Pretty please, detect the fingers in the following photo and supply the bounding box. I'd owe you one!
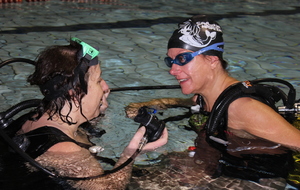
[133,126,147,142]
[142,128,168,152]
[127,126,168,153]
[126,126,146,150]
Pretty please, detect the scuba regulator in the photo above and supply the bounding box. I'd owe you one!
[134,106,165,143]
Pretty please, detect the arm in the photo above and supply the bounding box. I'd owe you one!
[228,97,300,151]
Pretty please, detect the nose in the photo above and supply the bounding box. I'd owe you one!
[169,64,181,76]
[101,80,110,94]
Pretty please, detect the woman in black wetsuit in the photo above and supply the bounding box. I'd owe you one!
[1,38,168,190]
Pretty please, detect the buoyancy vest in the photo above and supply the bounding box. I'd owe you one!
[13,126,91,159]
[6,112,92,159]
[194,79,296,182]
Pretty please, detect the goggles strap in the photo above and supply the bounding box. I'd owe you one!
[71,37,100,95]
[191,42,224,57]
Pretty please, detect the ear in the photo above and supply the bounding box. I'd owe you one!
[206,55,219,69]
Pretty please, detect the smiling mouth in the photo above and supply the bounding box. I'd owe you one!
[178,79,187,83]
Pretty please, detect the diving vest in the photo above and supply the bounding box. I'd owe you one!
[13,126,91,159]
[194,79,296,182]
[5,112,92,159]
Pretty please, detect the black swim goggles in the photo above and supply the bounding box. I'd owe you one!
[164,42,224,67]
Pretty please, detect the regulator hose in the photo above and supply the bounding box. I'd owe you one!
[0,99,41,129]
[252,78,296,109]
[0,58,35,68]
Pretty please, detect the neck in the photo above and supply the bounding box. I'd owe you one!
[23,113,80,139]
[200,75,239,112]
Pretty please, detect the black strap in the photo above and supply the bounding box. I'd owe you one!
[15,126,91,159]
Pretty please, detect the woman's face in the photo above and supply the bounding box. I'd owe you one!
[81,64,110,120]
[167,48,210,95]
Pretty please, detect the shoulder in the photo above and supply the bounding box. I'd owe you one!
[229,96,274,115]
[48,141,83,152]
[227,97,277,130]
[36,146,103,177]
[38,145,101,170]
[229,97,263,111]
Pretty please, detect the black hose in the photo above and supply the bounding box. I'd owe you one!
[61,147,141,180]
[207,83,243,135]
[0,58,35,68]
[0,99,41,128]
[252,78,296,109]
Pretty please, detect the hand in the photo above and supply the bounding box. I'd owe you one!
[123,126,168,157]
[141,127,168,152]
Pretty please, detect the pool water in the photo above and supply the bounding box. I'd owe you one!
[0,0,300,189]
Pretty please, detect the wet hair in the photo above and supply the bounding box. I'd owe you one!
[168,15,228,70]
[220,58,228,70]
[28,40,92,125]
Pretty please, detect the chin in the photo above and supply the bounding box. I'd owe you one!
[181,88,193,95]
[98,103,107,113]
